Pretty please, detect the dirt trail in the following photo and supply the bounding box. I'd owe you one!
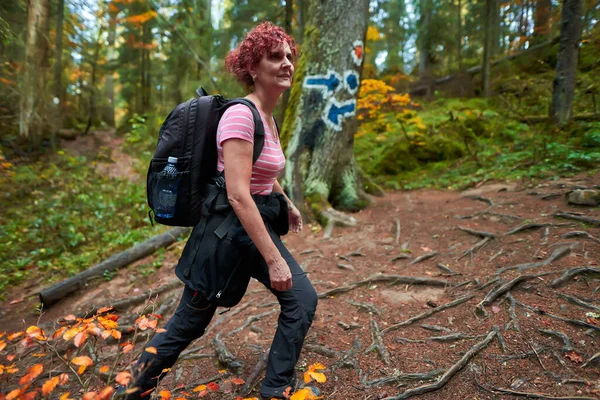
[1,137,599,398]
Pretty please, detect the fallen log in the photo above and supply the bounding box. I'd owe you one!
[520,113,600,123]
[39,227,190,306]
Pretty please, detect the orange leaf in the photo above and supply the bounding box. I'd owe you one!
[565,351,584,363]
[145,347,157,354]
[192,385,207,392]
[63,326,83,342]
[26,325,46,340]
[53,326,68,339]
[7,332,23,341]
[111,330,122,340]
[206,382,219,391]
[71,356,94,367]
[96,387,115,400]
[137,317,150,331]
[58,373,69,385]
[159,390,171,399]
[7,354,15,361]
[231,377,245,385]
[115,371,131,386]
[99,366,110,374]
[122,344,134,354]
[77,365,87,375]
[0,340,5,351]
[6,389,21,400]
[156,328,167,333]
[63,314,77,321]
[97,306,114,314]
[82,391,98,400]
[21,392,37,400]
[20,363,43,384]
[148,320,158,330]
[59,392,73,400]
[42,376,60,396]
[74,332,88,348]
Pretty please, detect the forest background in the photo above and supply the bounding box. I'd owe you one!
[0,0,599,398]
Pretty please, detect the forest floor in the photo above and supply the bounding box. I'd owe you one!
[1,131,600,399]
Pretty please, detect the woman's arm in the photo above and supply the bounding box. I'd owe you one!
[222,138,292,291]
[272,180,302,233]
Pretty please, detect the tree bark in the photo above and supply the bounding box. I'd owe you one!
[282,0,373,222]
[278,0,294,125]
[482,0,495,97]
[84,26,104,136]
[456,0,462,70]
[550,0,584,125]
[102,5,117,127]
[19,0,49,146]
[533,0,552,43]
[418,0,432,79]
[53,0,65,124]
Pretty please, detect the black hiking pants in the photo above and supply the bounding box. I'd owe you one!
[125,235,318,399]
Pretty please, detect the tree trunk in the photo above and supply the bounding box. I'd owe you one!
[278,0,294,125]
[84,26,104,136]
[482,0,495,97]
[53,0,65,125]
[550,0,584,125]
[418,0,432,78]
[19,0,49,146]
[490,0,501,56]
[533,0,552,43]
[102,5,117,127]
[282,0,376,223]
[297,0,307,44]
[456,0,462,70]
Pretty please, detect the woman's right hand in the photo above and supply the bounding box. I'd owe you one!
[267,256,292,291]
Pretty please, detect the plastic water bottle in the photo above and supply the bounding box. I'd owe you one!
[155,156,179,218]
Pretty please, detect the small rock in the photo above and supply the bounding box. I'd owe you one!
[567,189,600,206]
[426,300,438,308]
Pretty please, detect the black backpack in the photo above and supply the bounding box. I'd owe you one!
[147,87,266,227]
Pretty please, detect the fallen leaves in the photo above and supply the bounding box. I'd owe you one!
[145,346,158,354]
[71,356,94,374]
[565,351,584,363]
[303,363,327,384]
[115,371,132,386]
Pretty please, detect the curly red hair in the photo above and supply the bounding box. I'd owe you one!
[225,22,298,88]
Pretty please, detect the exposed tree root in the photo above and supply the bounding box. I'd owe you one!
[504,292,521,332]
[212,333,244,374]
[365,319,391,365]
[392,254,411,262]
[436,263,459,275]
[497,245,575,275]
[504,222,572,236]
[304,344,340,358]
[485,211,523,221]
[333,337,361,370]
[459,237,492,261]
[338,321,362,330]
[365,369,443,388]
[463,195,494,206]
[227,309,277,337]
[428,333,484,342]
[558,293,600,312]
[477,272,555,313]
[550,267,600,288]
[582,352,600,368]
[240,348,270,397]
[561,231,600,244]
[474,375,596,399]
[553,212,600,227]
[348,300,381,315]
[382,295,475,335]
[420,324,451,333]
[317,274,449,299]
[409,252,439,266]
[538,329,574,352]
[457,226,497,239]
[383,329,496,400]
[514,300,600,333]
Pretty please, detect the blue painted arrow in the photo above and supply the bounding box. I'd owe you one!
[327,101,356,127]
[305,72,341,93]
[346,73,358,91]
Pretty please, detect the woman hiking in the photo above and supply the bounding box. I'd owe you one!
[118,22,318,400]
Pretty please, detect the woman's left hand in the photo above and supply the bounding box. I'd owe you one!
[288,204,303,233]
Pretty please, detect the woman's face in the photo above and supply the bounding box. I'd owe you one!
[252,41,294,92]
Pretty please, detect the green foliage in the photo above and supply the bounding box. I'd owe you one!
[0,150,164,298]
[356,96,600,191]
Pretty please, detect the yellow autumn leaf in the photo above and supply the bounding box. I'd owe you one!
[192,384,207,392]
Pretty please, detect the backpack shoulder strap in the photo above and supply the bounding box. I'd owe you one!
[221,98,265,165]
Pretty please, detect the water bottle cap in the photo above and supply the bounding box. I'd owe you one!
[168,156,178,164]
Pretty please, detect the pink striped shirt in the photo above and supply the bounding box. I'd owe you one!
[216,104,286,195]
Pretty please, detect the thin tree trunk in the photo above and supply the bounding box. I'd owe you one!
[550,0,584,125]
[533,0,552,43]
[19,0,49,147]
[282,0,380,222]
[456,0,462,70]
[419,0,432,78]
[84,26,104,136]
[278,0,294,125]
[482,0,495,97]
[53,0,64,124]
[103,5,117,127]
[297,0,307,44]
